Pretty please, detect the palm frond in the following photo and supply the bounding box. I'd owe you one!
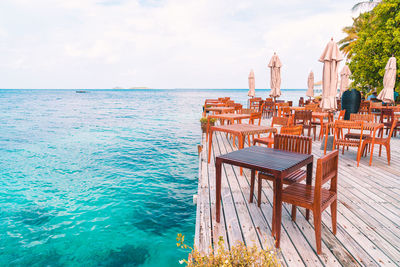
[352,1,381,13]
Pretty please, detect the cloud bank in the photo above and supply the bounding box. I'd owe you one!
[0,0,357,89]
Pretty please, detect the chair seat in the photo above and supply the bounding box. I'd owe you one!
[259,169,306,184]
[254,136,274,146]
[344,133,369,139]
[335,139,361,147]
[282,183,336,210]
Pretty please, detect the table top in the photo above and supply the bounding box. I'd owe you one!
[211,124,276,135]
[326,121,383,131]
[205,107,235,112]
[290,106,305,111]
[312,112,330,117]
[216,146,313,174]
[208,113,251,120]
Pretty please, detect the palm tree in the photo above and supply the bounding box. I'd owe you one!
[338,16,366,57]
[352,1,381,13]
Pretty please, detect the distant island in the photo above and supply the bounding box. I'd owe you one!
[112,86,151,89]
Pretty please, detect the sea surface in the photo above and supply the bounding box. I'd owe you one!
[0,89,306,266]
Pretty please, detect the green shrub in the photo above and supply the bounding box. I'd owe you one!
[200,117,217,124]
[176,234,280,267]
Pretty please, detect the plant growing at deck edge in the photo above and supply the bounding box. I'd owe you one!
[176,233,280,266]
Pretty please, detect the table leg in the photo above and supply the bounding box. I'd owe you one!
[324,125,328,155]
[239,134,244,175]
[208,130,213,163]
[215,158,222,223]
[274,173,283,248]
[305,161,313,221]
[249,169,255,203]
[206,117,210,142]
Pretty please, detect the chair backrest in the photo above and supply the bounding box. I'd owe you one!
[359,101,371,114]
[314,150,339,204]
[271,116,289,127]
[279,106,291,117]
[280,125,303,136]
[305,103,318,112]
[299,97,304,107]
[387,119,398,140]
[338,110,346,120]
[350,113,375,122]
[294,110,312,124]
[249,102,265,125]
[337,99,341,110]
[234,103,242,113]
[334,120,364,142]
[273,134,312,154]
[380,108,395,124]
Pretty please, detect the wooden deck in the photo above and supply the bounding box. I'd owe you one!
[194,119,400,266]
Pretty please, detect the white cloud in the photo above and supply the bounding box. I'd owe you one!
[0,0,359,89]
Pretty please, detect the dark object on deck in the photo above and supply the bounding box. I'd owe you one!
[341,89,361,120]
[320,135,334,151]
[76,90,88,93]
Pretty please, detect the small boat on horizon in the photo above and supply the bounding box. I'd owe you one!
[76,90,88,93]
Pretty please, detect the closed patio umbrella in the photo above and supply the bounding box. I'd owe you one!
[306,71,314,99]
[248,69,255,97]
[319,38,343,110]
[268,53,282,100]
[339,65,351,98]
[377,56,397,103]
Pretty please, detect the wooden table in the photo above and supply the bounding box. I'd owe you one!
[204,106,235,114]
[208,124,276,163]
[323,122,384,155]
[215,146,313,248]
[206,113,252,142]
[290,106,305,111]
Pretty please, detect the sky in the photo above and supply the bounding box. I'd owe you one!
[0,0,360,89]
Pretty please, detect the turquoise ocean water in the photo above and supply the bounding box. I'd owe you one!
[0,89,306,266]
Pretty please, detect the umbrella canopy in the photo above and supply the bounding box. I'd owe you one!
[339,65,351,98]
[319,38,343,110]
[377,56,397,103]
[306,71,314,98]
[248,69,255,97]
[268,53,282,98]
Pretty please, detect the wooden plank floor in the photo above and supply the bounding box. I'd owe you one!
[194,118,400,266]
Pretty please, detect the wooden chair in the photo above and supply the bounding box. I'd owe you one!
[255,134,312,208]
[281,150,339,254]
[359,101,371,114]
[249,102,264,126]
[294,110,317,140]
[380,108,400,136]
[299,97,304,107]
[361,119,397,166]
[338,109,346,120]
[344,114,375,141]
[262,101,274,118]
[234,103,242,114]
[249,97,262,110]
[280,125,303,135]
[333,120,364,166]
[279,106,291,118]
[253,116,289,147]
[305,103,318,112]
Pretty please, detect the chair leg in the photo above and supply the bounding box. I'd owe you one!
[313,211,322,254]
[369,143,374,166]
[249,171,255,203]
[291,205,297,221]
[331,200,337,235]
[385,143,391,165]
[257,177,262,207]
[306,209,310,221]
